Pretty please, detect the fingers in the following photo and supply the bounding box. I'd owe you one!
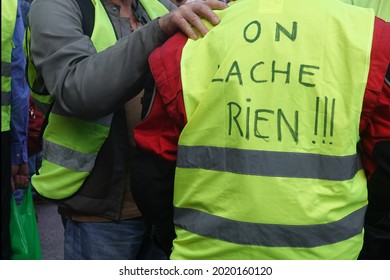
[187,0,227,25]
[159,0,228,40]
[13,174,29,188]
[181,2,218,38]
[167,11,200,40]
[20,163,29,177]
[11,163,30,189]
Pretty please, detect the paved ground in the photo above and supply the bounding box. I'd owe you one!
[35,201,64,260]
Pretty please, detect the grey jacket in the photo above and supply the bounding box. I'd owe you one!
[28,0,175,219]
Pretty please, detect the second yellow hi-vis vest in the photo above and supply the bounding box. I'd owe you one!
[31,0,168,200]
[172,0,374,260]
[1,0,18,132]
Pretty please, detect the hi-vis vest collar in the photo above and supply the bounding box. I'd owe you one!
[31,0,169,201]
[1,0,18,132]
[133,0,172,24]
[172,0,374,259]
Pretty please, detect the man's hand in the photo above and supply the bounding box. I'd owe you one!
[158,0,228,40]
[11,163,29,191]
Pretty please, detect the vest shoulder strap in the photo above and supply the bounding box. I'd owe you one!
[75,0,95,37]
[26,0,95,157]
[77,0,173,35]
[132,0,173,25]
[25,0,94,98]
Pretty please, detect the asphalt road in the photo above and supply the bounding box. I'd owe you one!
[35,201,64,260]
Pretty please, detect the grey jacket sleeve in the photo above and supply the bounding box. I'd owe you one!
[28,0,169,119]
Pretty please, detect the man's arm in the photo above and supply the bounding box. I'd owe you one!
[360,18,390,182]
[359,18,390,259]
[28,0,226,120]
[11,2,29,189]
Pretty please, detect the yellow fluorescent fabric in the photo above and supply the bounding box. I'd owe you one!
[32,0,116,200]
[1,0,18,132]
[139,0,169,21]
[32,0,171,200]
[172,0,374,259]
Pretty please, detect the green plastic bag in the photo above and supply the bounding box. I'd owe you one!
[10,185,42,260]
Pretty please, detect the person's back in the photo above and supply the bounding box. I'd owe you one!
[134,0,390,259]
[173,0,371,260]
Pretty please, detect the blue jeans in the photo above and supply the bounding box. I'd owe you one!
[64,217,167,260]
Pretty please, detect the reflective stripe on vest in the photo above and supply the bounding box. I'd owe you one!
[177,146,363,181]
[1,0,18,132]
[172,0,374,259]
[174,206,366,248]
[32,0,168,200]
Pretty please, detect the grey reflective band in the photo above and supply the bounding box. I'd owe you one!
[1,92,11,106]
[174,206,366,248]
[177,145,362,181]
[43,140,96,172]
[1,61,12,77]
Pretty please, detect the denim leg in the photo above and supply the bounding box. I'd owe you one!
[136,225,168,260]
[64,217,166,260]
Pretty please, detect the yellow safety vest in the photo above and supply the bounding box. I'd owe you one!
[1,0,18,132]
[32,0,168,200]
[172,0,374,259]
